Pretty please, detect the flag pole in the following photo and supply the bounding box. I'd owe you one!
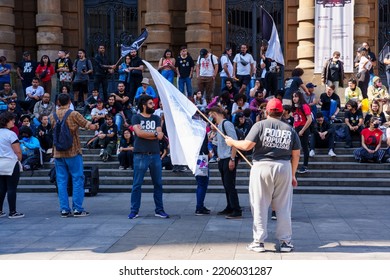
[196,109,253,167]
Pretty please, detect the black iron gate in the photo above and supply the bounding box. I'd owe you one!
[378,0,389,85]
[226,0,284,64]
[84,0,138,65]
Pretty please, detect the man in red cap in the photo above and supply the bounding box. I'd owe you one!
[225,97,301,253]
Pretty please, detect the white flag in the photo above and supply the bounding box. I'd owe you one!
[262,7,285,66]
[143,60,207,173]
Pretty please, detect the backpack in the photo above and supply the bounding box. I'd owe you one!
[74,58,93,79]
[222,119,245,141]
[217,56,223,73]
[53,110,73,151]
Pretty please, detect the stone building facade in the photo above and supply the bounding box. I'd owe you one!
[0,0,386,93]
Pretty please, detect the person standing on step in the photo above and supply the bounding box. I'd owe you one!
[225,97,301,253]
[50,93,99,218]
[93,45,116,102]
[208,106,241,219]
[292,91,312,174]
[128,95,169,219]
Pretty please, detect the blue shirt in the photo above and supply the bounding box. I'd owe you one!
[135,86,157,101]
[0,63,11,83]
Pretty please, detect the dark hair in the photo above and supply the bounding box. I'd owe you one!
[117,81,125,86]
[255,89,265,98]
[137,94,153,113]
[283,105,292,113]
[225,77,234,84]
[348,78,357,85]
[78,48,86,55]
[223,47,232,55]
[61,85,70,93]
[105,113,113,120]
[58,93,71,106]
[346,100,358,110]
[234,93,247,103]
[208,106,227,118]
[0,111,15,128]
[243,108,251,118]
[163,49,173,58]
[291,90,308,112]
[180,46,187,51]
[108,94,116,100]
[291,68,304,77]
[32,77,40,82]
[38,113,49,122]
[39,55,51,67]
[327,84,336,91]
[20,114,31,123]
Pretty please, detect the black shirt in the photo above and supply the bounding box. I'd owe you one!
[131,114,161,154]
[175,55,194,78]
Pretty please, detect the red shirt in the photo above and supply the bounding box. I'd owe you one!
[361,128,382,148]
[293,104,311,128]
[35,64,55,82]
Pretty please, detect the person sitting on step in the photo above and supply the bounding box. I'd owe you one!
[343,100,364,148]
[97,114,117,162]
[309,112,336,158]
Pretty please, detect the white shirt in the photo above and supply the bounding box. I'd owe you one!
[359,56,372,72]
[197,54,218,77]
[233,53,255,75]
[220,55,233,78]
[0,128,18,160]
[25,86,44,101]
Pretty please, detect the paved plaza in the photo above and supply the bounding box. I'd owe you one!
[1,192,390,260]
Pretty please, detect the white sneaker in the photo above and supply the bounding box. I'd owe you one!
[309,150,315,157]
[328,149,336,157]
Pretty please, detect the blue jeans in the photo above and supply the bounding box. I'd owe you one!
[161,69,174,84]
[114,113,123,133]
[178,77,193,97]
[55,154,85,212]
[220,76,227,91]
[195,174,209,211]
[321,100,338,122]
[131,153,164,214]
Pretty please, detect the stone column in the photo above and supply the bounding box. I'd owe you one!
[296,0,315,82]
[144,0,171,65]
[354,0,370,50]
[185,0,212,58]
[36,0,63,62]
[0,0,16,63]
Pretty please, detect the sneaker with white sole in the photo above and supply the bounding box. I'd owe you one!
[328,149,337,157]
[246,242,266,253]
[155,210,169,218]
[0,211,6,218]
[309,150,315,157]
[280,241,294,252]
[61,210,72,218]
[128,212,139,219]
[297,166,308,174]
[8,212,25,219]
[73,211,90,217]
[99,149,104,158]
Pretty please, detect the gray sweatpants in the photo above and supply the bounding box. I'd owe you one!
[249,160,293,243]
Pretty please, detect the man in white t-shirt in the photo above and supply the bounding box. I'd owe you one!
[219,47,234,90]
[233,44,255,95]
[20,77,44,113]
[196,48,218,103]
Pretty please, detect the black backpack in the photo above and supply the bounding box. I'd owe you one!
[221,120,245,140]
[53,110,73,151]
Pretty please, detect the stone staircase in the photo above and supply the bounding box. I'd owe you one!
[19,128,390,195]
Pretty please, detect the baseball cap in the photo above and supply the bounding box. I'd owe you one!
[357,47,367,52]
[23,51,30,56]
[266,97,283,113]
[8,99,16,104]
[372,76,381,84]
[306,82,317,89]
[200,48,208,58]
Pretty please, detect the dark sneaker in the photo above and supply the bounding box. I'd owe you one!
[73,211,90,217]
[246,242,265,253]
[217,208,233,215]
[8,212,25,219]
[297,166,308,174]
[271,211,277,220]
[128,212,139,219]
[195,207,211,216]
[61,210,72,218]
[344,143,352,148]
[155,211,170,218]
[0,211,7,218]
[280,241,294,252]
[225,211,242,219]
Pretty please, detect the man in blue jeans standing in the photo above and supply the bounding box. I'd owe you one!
[51,94,99,217]
[128,95,169,219]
